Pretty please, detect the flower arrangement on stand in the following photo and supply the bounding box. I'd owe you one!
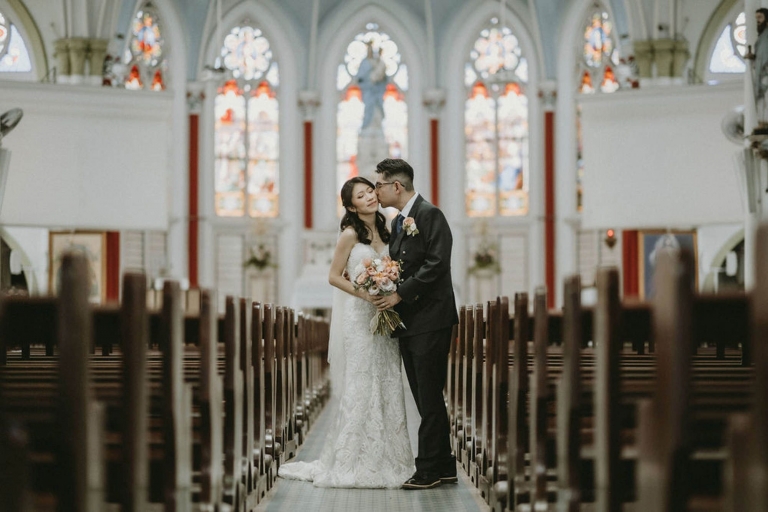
[244,244,276,272]
[468,242,501,275]
[468,220,501,276]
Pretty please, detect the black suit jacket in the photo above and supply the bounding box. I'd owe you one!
[389,195,459,338]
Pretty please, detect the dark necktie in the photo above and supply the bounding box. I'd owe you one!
[395,214,404,234]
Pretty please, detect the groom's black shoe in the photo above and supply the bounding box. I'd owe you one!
[402,472,441,490]
[439,468,458,484]
[439,455,458,484]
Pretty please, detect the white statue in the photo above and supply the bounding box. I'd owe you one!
[356,43,387,130]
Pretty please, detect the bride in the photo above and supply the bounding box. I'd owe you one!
[278,176,415,488]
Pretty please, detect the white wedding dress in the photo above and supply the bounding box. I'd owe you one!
[278,243,415,488]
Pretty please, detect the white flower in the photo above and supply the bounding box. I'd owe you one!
[380,279,396,292]
[368,285,380,295]
[403,217,419,237]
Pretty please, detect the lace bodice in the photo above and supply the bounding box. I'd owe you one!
[347,242,389,277]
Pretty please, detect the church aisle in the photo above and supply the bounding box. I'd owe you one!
[257,388,489,512]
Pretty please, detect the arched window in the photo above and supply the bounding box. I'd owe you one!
[708,11,747,74]
[214,25,280,218]
[0,9,32,73]
[123,1,167,91]
[336,23,408,198]
[577,5,620,211]
[578,8,620,94]
[465,18,529,217]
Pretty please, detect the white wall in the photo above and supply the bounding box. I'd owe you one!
[0,81,172,230]
[580,81,744,229]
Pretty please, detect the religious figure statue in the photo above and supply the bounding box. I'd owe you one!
[0,109,22,217]
[356,43,387,130]
[748,8,768,127]
[0,109,23,146]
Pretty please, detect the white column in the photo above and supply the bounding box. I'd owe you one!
[551,78,577,307]
[307,0,321,89]
[746,0,759,289]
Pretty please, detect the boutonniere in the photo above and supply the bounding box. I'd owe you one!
[403,217,419,237]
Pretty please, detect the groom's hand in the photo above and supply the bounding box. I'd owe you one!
[374,293,402,311]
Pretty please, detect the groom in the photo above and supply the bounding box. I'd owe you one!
[373,158,459,489]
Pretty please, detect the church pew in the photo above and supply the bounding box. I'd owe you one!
[466,303,486,486]
[454,266,746,510]
[472,299,496,493]
[702,226,768,512]
[635,249,695,511]
[449,307,465,459]
[482,296,514,506]
[449,289,752,485]
[57,253,106,511]
[0,286,328,510]
[223,296,244,510]
[532,268,745,509]
[0,274,200,510]
[501,293,529,511]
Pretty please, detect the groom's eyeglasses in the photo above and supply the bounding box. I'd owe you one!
[375,182,397,190]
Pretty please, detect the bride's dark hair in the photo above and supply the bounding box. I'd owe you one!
[340,177,390,245]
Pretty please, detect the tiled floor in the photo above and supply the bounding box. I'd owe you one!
[256,375,489,512]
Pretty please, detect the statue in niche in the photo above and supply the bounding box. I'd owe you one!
[748,8,768,129]
[356,42,388,131]
[354,41,390,177]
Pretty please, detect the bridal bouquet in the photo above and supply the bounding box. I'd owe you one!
[352,255,406,336]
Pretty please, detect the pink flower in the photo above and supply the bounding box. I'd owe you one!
[362,257,372,267]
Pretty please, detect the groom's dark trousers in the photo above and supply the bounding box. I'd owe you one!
[389,195,458,475]
[399,327,453,473]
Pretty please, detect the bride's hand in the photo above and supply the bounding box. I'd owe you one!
[355,288,375,303]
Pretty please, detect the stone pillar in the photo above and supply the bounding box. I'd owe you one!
[67,37,89,85]
[653,38,676,79]
[672,39,690,79]
[423,88,446,117]
[88,39,109,86]
[53,39,71,84]
[632,40,654,79]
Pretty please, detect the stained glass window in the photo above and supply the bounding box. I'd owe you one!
[578,9,620,94]
[465,19,529,217]
[0,11,32,73]
[214,25,280,218]
[0,13,7,54]
[577,6,620,212]
[336,24,408,200]
[709,12,747,74]
[123,2,166,91]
